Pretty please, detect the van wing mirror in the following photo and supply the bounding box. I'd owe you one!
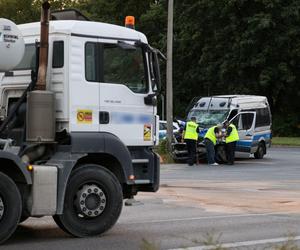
[246,131,253,136]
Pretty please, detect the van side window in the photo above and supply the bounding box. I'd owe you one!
[241,113,254,130]
[52,41,64,68]
[255,108,270,127]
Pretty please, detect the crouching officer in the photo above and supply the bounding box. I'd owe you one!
[183,117,199,166]
[223,120,239,165]
[204,125,222,166]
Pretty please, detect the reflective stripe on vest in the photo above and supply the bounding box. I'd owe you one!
[226,124,239,143]
[204,126,217,145]
[184,121,198,140]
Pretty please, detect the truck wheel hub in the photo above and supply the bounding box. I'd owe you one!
[77,184,106,218]
[0,196,4,220]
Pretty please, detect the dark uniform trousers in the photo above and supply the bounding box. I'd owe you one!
[226,141,236,164]
[185,139,197,165]
[204,138,216,164]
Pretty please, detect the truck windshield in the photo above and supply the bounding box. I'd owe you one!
[187,109,229,128]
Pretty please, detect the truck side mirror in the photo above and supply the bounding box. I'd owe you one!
[153,51,161,93]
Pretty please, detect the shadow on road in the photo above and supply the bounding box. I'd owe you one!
[6,222,71,245]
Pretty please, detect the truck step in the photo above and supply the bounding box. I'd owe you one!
[134,180,150,184]
[132,159,149,164]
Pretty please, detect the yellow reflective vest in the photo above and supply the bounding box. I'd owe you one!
[226,124,239,143]
[184,121,198,140]
[204,126,217,145]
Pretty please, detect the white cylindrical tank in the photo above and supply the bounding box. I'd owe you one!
[0,18,25,71]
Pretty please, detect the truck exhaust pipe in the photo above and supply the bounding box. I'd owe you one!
[36,1,50,91]
[26,1,55,143]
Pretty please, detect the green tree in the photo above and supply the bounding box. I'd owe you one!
[0,0,78,23]
[172,0,300,135]
[0,0,39,23]
[77,0,153,27]
[1,0,299,135]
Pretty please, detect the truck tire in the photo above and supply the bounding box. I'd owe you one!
[19,216,29,223]
[254,142,265,159]
[0,172,22,244]
[53,164,123,237]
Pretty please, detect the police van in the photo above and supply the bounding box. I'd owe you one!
[174,95,272,161]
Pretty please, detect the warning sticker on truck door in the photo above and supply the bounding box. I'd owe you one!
[144,124,151,141]
[77,110,93,124]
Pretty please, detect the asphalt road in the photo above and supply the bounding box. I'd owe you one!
[1,147,300,250]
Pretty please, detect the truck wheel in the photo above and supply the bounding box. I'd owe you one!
[0,172,22,244]
[254,143,265,159]
[19,215,29,223]
[53,164,123,237]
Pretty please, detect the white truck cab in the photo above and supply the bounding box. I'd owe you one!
[0,7,161,244]
[1,20,159,146]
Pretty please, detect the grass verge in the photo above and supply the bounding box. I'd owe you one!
[272,137,300,146]
[153,139,174,164]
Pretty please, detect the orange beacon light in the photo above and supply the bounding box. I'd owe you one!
[125,16,135,29]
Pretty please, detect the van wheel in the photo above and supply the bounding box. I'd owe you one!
[0,172,22,244]
[254,143,265,159]
[53,164,123,237]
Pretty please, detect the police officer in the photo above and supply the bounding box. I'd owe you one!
[223,120,239,165]
[204,125,222,166]
[183,116,199,166]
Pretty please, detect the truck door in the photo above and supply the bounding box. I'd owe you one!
[98,40,155,146]
[69,37,100,132]
[230,112,256,154]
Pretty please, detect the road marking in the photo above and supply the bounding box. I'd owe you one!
[121,212,293,225]
[169,236,300,250]
[234,161,274,165]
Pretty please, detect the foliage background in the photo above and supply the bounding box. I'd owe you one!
[0,0,299,136]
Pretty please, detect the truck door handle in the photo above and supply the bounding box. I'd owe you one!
[99,111,110,124]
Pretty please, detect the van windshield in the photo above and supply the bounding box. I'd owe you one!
[187,109,229,128]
